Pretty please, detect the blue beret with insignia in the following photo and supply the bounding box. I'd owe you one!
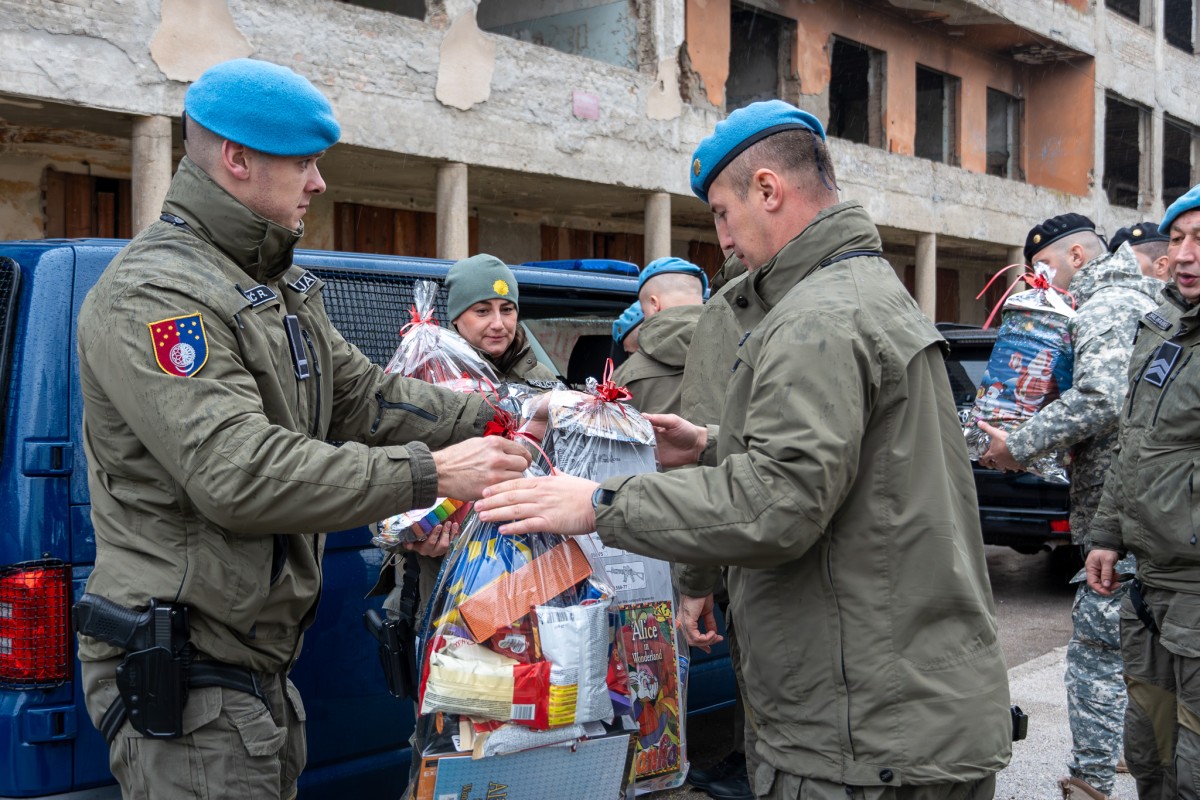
[690,100,826,204]
[1109,221,1169,253]
[185,58,341,157]
[1162,183,1200,233]
[612,301,644,344]
[638,257,710,299]
[1024,213,1096,265]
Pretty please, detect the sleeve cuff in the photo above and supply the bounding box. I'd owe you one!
[672,562,722,596]
[701,425,720,467]
[406,441,439,509]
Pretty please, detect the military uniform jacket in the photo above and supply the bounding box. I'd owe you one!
[611,303,702,415]
[1091,286,1200,594]
[596,202,1012,786]
[77,158,489,672]
[1006,244,1163,541]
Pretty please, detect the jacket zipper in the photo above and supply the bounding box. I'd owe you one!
[1151,353,1191,426]
[1126,355,1154,421]
[302,329,323,439]
[826,545,856,758]
[371,390,438,434]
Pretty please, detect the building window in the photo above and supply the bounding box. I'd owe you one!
[1106,0,1144,24]
[986,89,1022,180]
[334,203,478,256]
[1103,95,1146,208]
[43,170,131,238]
[477,0,638,70]
[915,65,959,165]
[828,37,885,148]
[335,0,424,19]
[540,225,644,265]
[1165,0,1195,52]
[1163,117,1197,207]
[727,3,795,111]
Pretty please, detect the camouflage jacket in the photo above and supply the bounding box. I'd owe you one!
[1006,243,1163,539]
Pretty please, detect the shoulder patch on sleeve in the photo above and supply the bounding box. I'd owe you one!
[287,270,319,295]
[148,314,209,377]
[1145,310,1172,331]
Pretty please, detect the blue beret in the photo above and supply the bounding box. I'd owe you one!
[612,301,644,344]
[638,257,710,299]
[690,100,826,203]
[1162,183,1200,233]
[185,58,341,157]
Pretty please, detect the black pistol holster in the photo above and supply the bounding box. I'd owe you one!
[364,551,420,700]
[73,593,271,744]
[1128,578,1160,635]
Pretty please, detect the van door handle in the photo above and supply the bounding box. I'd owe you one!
[22,440,73,476]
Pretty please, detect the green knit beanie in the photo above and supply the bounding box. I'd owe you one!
[446,254,520,322]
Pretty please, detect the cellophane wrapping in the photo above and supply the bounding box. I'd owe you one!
[964,264,1075,484]
[545,380,690,794]
[374,280,499,548]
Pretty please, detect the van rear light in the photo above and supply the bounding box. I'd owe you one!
[0,560,71,688]
[1050,519,1071,534]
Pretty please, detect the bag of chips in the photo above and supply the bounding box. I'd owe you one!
[964,263,1076,484]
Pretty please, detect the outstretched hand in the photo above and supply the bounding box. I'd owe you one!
[475,474,599,536]
[433,437,532,500]
[643,413,707,468]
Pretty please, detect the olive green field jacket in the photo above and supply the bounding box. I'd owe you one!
[612,303,702,415]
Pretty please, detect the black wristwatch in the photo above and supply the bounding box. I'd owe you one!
[591,486,616,510]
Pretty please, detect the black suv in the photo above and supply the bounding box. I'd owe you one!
[938,323,1072,556]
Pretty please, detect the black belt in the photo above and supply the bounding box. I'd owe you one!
[99,660,272,744]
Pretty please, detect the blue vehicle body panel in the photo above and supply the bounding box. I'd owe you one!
[0,239,732,799]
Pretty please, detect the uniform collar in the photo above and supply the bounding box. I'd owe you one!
[161,157,302,285]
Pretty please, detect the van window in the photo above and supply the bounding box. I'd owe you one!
[0,258,19,457]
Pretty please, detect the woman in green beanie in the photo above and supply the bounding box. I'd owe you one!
[445,253,559,386]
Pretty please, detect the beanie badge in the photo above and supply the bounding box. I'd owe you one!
[493,279,510,297]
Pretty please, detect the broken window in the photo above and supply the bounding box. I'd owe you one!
[986,88,1022,180]
[828,37,885,148]
[1106,0,1143,24]
[1103,95,1145,208]
[335,0,424,19]
[915,65,959,165]
[1163,117,1196,206]
[727,3,795,111]
[477,0,638,70]
[1165,0,1195,51]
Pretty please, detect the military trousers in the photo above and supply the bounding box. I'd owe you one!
[82,657,307,800]
[1119,585,1200,800]
[721,579,761,779]
[1064,579,1128,794]
[758,769,995,800]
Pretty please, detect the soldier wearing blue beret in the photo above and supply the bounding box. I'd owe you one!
[476,99,1012,799]
[75,58,530,800]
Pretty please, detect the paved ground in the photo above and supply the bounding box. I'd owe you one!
[662,546,1135,800]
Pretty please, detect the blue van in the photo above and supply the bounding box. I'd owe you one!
[0,240,734,799]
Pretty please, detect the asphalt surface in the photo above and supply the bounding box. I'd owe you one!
[662,546,1134,800]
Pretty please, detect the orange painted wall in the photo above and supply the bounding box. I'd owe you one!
[684,0,1092,196]
[1022,60,1094,196]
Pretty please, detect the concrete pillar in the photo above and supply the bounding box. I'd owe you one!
[436,162,469,260]
[915,232,937,320]
[1007,246,1026,288]
[644,192,671,263]
[1148,110,1164,217]
[131,115,173,235]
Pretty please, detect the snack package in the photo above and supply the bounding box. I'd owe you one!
[544,374,689,794]
[964,263,1076,484]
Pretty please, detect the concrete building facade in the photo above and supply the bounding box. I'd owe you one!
[1,0,1197,324]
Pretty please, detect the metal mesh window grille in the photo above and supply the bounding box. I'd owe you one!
[309,268,449,368]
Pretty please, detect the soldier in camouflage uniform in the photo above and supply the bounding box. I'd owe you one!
[980,214,1164,800]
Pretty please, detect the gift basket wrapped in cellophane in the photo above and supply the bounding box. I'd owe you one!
[964,262,1076,484]
[373,280,500,551]
[543,364,691,794]
[408,389,640,799]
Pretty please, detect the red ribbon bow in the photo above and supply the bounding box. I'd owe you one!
[400,304,438,335]
[976,263,1076,329]
[594,358,632,403]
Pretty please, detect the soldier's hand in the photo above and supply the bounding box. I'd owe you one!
[476,474,598,536]
[644,413,707,468]
[1086,548,1121,596]
[404,521,460,558]
[679,593,723,653]
[976,420,1023,472]
[433,437,532,500]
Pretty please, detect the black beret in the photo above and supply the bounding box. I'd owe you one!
[1024,213,1097,265]
[1108,221,1169,253]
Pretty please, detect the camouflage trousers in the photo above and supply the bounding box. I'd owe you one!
[1119,585,1200,800]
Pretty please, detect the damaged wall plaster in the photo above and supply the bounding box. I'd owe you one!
[151,0,252,82]
[647,55,683,120]
[436,8,496,110]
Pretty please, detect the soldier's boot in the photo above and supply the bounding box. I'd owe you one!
[1059,775,1118,800]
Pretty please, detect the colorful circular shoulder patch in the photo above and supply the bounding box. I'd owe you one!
[493,279,510,297]
[148,313,209,377]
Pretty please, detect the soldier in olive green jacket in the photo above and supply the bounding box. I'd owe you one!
[478,101,1011,799]
[76,59,530,800]
[612,304,702,415]
[1087,186,1200,800]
